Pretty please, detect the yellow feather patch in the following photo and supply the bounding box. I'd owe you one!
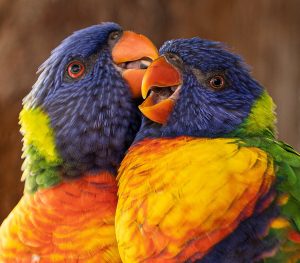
[270,217,291,229]
[244,91,277,134]
[19,107,59,163]
[116,137,275,263]
[277,193,290,206]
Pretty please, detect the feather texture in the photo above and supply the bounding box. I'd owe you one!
[116,137,275,262]
[239,137,300,262]
[0,22,157,261]
[0,172,121,262]
[116,36,300,263]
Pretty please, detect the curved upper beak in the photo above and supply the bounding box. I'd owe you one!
[141,56,181,99]
[139,56,182,124]
[112,31,158,98]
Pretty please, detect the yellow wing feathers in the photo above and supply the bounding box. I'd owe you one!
[116,137,275,263]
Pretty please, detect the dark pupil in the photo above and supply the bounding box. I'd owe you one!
[213,77,222,86]
[71,64,81,73]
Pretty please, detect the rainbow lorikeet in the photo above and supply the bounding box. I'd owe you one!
[116,38,300,262]
[0,22,158,262]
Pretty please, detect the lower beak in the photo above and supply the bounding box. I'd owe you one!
[139,56,181,124]
[112,31,158,98]
[139,96,175,125]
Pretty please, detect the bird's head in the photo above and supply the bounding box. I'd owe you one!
[139,37,276,139]
[21,22,158,181]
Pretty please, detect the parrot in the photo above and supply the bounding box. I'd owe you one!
[0,22,158,262]
[115,37,300,263]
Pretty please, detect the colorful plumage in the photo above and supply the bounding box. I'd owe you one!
[0,22,158,262]
[116,37,300,262]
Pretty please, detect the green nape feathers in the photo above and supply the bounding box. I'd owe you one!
[19,107,62,193]
[229,90,277,137]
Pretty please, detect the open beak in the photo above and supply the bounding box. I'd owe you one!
[112,31,158,98]
[139,56,182,124]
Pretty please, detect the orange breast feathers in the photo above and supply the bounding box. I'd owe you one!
[116,137,275,263]
[0,172,121,263]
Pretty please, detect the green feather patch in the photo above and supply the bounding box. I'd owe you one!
[19,107,62,193]
[238,135,300,262]
[229,91,277,137]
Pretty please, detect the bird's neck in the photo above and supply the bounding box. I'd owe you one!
[20,107,63,193]
[134,91,276,143]
[19,105,139,193]
[227,91,277,139]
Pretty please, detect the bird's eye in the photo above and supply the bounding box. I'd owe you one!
[67,61,85,79]
[209,75,225,90]
[109,31,121,41]
[166,53,182,65]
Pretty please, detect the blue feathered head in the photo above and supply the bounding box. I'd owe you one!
[138,37,275,140]
[23,22,158,177]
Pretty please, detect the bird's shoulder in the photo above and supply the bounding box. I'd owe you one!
[118,136,274,183]
[116,136,276,262]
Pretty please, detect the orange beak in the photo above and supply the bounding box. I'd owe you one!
[112,31,158,98]
[139,56,182,124]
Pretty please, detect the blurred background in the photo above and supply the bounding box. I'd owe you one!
[0,0,299,221]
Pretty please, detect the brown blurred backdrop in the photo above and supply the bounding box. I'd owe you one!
[0,0,299,222]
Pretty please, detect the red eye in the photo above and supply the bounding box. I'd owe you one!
[67,61,85,79]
